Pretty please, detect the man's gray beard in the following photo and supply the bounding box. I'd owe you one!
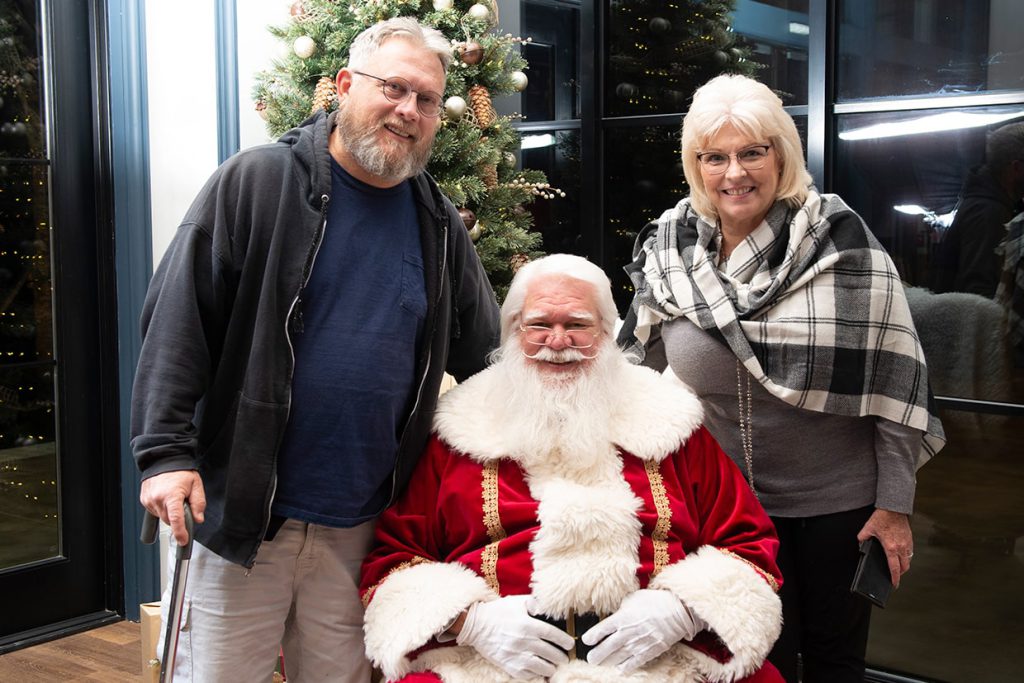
[335,106,432,183]
[491,339,625,466]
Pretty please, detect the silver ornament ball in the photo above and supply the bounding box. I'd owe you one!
[444,96,468,120]
[511,70,528,92]
[293,35,316,59]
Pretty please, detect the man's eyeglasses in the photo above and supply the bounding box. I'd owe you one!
[519,323,600,359]
[351,71,443,118]
[696,144,772,174]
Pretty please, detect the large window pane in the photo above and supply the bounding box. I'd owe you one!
[837,0,1024,101]
[868,411,1024,681]
[519,129,582,254]
[0,0,44,160]
[835,106,1024,404]
[604,124,687,311]
[520,0,580,123]
[605,0,809,118]
[0,0,56,572]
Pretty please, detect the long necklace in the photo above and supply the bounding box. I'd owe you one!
[716,226,729,269]
[736,359,757,498]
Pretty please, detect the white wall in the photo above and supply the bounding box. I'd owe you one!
[144,0,291,588]
[145,0,291,264]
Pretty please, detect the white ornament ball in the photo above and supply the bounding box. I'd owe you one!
[511,70,528,92]
[432,0,453,11]
[444,95,468,120]
[468,3,491,21]
[293,35,316,59]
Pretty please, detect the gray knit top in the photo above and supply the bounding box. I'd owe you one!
[659,318,920,518]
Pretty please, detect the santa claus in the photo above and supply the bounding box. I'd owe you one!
[360,254,783,682]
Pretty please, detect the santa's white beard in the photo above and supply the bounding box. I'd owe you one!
[489,339,629,481]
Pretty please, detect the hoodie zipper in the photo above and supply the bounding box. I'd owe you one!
[248,192,330,568]
[381,206,449,511]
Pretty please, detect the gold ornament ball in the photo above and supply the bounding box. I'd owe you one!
[511,70,528,92]
[468,221,483,242]
[289,1,305,18]
[444,95,468,120]
[293,36,316,59]
[468,3,491,21]
[432,0,453,10]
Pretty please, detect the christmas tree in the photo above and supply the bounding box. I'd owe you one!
[606,0,759,117]
[253,0,561,298]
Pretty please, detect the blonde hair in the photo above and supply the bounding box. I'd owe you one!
[680,74,813,221]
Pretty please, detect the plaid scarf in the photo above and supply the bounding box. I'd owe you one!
[619,189,945,467]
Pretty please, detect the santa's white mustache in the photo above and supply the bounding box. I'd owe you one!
[522,346,590,363]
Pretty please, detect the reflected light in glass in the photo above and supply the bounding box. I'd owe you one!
[893,205,956,229]
[521,133,556,150]
[840,111,1024,140]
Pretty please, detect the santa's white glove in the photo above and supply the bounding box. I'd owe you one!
[455,595,575,679]
[582,589,706,673]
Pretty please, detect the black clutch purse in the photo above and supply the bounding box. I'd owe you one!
[850,536,894,608]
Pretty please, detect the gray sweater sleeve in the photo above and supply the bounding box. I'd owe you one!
[873,418,922,514]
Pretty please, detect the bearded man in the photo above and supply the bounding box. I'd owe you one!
[132,17,499,682]
[360,254,784,683]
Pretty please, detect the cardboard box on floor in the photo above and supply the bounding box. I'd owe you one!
[140,602,161,683]
[140,602,285,682]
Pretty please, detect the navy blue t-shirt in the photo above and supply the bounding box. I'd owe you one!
[272,159,426,527]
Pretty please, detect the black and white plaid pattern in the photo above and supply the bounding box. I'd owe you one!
[619,190,945,467]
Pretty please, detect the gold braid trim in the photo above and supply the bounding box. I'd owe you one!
[361,556,431,607]
[644,459,672,577]
[481,460,506,593]
[721,549,780,593]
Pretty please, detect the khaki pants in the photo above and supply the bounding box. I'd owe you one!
[158,519,375,682]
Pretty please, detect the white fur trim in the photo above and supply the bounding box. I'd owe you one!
[363,562,496,681]
[411,646,715,682]
[650,546,782,681]
[528,476,643,616]
[433,362,703,463]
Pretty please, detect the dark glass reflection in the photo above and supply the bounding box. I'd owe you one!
[519,129,581,255]
[521,0,579,122]
[835,106,1024,404]
[604,124,688,311]
[0,163,51,366]
[0,0,57,571]
[605,0,808,117]
[0,0,44,160]
[837,0,1024,101]
[867,411,1024,682]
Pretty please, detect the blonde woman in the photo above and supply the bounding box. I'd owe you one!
[618,74,945,682]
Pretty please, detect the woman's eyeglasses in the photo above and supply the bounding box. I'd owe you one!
[696,145,772,174]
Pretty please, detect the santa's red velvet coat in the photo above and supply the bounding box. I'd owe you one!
[361,360,783,683]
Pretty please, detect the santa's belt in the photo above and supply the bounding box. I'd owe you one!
[533,608,603,661]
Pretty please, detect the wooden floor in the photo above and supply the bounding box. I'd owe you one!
[0,620,142,682]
